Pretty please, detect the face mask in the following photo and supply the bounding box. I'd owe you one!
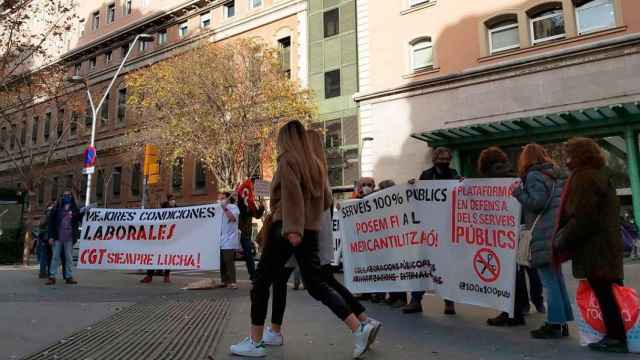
[62,195,72,205]
[362,186,373,196]
[218,199,228,206]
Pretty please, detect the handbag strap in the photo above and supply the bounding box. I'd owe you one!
[530,178,557,232]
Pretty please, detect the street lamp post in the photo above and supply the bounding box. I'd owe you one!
[66,33,154,207]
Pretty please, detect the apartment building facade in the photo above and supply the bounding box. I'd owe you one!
[355,0,640,224]
[307,0,359,192]
[0,0,308,211]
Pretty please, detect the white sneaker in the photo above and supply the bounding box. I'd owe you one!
[352,322,374,359]
[365,318,382,349]
[262,327,284,346]
[230,337,267,358]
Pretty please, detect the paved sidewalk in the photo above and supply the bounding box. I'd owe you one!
[1,262,639,360]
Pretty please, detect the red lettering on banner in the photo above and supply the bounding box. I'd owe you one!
[349,230,440,254]
[454,226,516,250]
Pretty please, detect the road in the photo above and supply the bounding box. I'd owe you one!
[0,262,638,359]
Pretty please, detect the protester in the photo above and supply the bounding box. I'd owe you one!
[477,147,529,326]
[555,137,626,353]
[237,178,265,282]
[404,147,459,315]
[513,144,572,339]
[46,190,81,285]
[140,194,176,284]
[36,202,55,279]
[231,120,380,359]
[218,191,241,289]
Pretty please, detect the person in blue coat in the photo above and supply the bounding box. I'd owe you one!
[513,144,573,339]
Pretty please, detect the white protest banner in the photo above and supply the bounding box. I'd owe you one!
[331,211,342,266]
[78,204,223,270]
[254,180,271,198]
[340,179,520,315]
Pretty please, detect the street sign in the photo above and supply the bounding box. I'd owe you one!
[82,166,95,175]
[83,145,97,169]
[254,179,271,197]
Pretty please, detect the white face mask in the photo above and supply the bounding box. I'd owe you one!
[218,199,228,206]
[362,186,373,195]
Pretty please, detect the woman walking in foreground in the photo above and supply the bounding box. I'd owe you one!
[230,120,379,359]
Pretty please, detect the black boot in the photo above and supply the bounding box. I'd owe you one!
[588,337,629,353]
[530,323,563,339]
[487,313,509,326]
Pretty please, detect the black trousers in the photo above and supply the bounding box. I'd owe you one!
[250,221,353,325]
[146,269,170,277]
[588,278,626,342]
[523,266,544,308]
[271,266,295,326]
[498,265,530,320]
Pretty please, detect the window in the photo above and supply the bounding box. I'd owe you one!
[44,112,51,142]
[107,4,116,23]
[250,0,262,9]
[141,0,151,8]
[70,111,79,135]
[201,12,211,29]
[10,125,16,150]
[139,40,147,53]
[92,11,100,31]
[194,160,206,192]
[172,158,183,193]
[131,163,141,196]
[158,30,168,45]
[101,93,110,125]
[51,177,58,201]
[96,169,104,202]
[112,166,122,197]
[123,0,132,16]
[121,43,129,58]
[117,88,127,123]
[409,0,431,7]
[488,20,520,54]
[224,1,235,18]
[78,18,85,37]
[410,37,433,70]
[80,174,88,203]
[64,175,73,191]
[575,0,615,34]
[324,70,341,99]
[105,51,112,64]
[278,37,291,78]
[85,99,93,128]
[90,57,97,71]
[74,63,81,76]
[529,6,566,44]
[324,9,339,38]
[31,116,38,144]
[0,127,6,149]
[179,22,188,39]
[56,108,64,138]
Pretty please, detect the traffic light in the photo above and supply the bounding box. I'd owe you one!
[143,144,160,185]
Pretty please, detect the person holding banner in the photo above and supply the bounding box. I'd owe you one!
[404,147,459,315]
[556,138,626,353]
[231,121,379,359]
[46,190,82,285]
[478,147,530,327]
[140,194,176,284]
[513,144,572,339]
[217,191,241,289]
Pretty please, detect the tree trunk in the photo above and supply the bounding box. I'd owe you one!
[21,192,36,266]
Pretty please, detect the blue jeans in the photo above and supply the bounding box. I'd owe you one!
[50,241,73,279]
[538,265,574,324]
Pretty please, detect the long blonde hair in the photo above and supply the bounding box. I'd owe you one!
[306,129,328,175]
[277,121,326,196]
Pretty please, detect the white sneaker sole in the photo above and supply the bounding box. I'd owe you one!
[353,325,374,359]
[230,347,267,358]
[263,339,283,347]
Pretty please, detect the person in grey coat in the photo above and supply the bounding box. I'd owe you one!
[513,144,573,339]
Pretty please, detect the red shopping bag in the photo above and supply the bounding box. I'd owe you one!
[576,280,639,333]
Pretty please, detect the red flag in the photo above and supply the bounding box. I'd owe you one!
[236,179,256,213]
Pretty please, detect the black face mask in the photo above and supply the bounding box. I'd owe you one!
[435,163,450,171]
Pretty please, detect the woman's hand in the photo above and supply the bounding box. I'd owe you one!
[287,233,302,247]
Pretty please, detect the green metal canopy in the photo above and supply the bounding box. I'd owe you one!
[412,102,640,148]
